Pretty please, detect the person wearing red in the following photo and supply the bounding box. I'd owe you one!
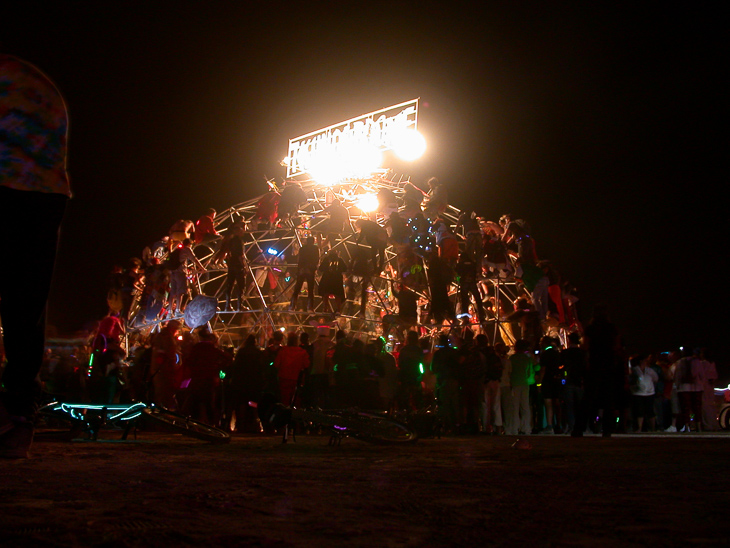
[274,332,310,406]
[149,320,182,410]
[181,329,231,425]
[194,208,219,244]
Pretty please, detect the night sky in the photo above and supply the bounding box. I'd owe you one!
[3,3,725,369]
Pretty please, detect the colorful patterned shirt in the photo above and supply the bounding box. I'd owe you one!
[0,54,70,196]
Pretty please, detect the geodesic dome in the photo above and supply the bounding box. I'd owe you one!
[129,174,526,348]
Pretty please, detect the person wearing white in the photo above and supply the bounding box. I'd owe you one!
[629,355,659,432]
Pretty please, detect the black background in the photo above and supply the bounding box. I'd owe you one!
[3,2,725,372]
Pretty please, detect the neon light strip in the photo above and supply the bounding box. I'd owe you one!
[55,402,147,422]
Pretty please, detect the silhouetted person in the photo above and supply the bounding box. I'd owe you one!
[289,237,319,311]
[1,55,70,458]
[582,305,622,437]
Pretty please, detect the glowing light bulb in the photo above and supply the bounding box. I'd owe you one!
[392,129,426,161]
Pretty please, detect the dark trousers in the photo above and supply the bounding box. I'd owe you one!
[459,280,484,321]
[224,267,247,304]
[291,272,315,308]
[0,187,67,418]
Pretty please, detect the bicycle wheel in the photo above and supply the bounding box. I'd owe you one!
[143,407,230,444]
[718,406,730,431]
[348,412,418,444]
[295,409,417,444]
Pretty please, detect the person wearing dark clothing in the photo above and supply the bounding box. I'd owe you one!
[324,199,350,234]
[397,331,424,411]
[215,224,248,311]
[457,330,486,433]
[427,256,454,325]
[317,249,347,314]
[582,305,622,437]
[1,55,70,459]
[290,237,319,311]
[359,343,385,408]
[538,336,564,433]
[350,244,375,315]
[561,332,587,435]
[227,335,266,432]
[355,219,387,272]
[276,182,307,224]
[455,252,485,324]
[332,332,359,407]
[431,334,460,432]
[422,177,448,220]
[457,211,483,265]
[389,282,418,335]
[503,219,538,266]
[181,330,231,426]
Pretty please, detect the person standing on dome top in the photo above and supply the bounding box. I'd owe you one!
[1,54,70,458]
[422,177,448,220]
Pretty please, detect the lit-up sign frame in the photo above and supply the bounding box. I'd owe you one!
[285,98,419,178]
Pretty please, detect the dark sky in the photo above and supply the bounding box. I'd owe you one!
[3,3,725,364]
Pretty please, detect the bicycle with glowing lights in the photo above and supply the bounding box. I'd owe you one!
[38,400,231,444]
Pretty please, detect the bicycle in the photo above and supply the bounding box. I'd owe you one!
[263,402,418,446]
[38,401,231,444]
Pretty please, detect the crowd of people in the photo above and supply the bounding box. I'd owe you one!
[103,176,580,356]
[71,176,723,436]
[39,307,723,437]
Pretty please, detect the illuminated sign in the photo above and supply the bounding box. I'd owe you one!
[285,99,421,180]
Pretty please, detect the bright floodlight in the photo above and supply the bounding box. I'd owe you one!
[355,193,379,213]
[392,129,426,161]
[308,142,383,185]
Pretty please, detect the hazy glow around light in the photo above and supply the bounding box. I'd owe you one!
[392,129,426,161]
[355,193,379,213]
[308,142,383,185]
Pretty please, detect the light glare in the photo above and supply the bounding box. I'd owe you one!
[392,129,426,161]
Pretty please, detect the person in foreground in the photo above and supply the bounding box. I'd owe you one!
[0,53,70,458]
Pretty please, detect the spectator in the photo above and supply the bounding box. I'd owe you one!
[0,54,71,458]
[182,329,230,425]
[375,337,399,413]
[675,348,704,432]
[494,342,512,436]
[227,334,266,432]
[397,330,424,411]
[480,337,502,434]
[582,304,622,438]
[699,348,719,431]
[629,354,659,432]
[539,336,564,434]
[509,339,535,435]
[561,332,587,436]
[274,332,310,406]
[149,320,182,410]
[308,326,335,409]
